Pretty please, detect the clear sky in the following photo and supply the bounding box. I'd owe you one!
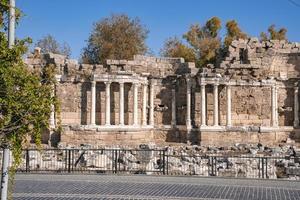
[17,0,300,59]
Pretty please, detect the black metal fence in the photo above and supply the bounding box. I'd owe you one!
[1,149,299,179]
[15,149,166,174]
[165,154,299,179]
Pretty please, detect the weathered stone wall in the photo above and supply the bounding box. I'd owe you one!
[25,38,300,147]
[278,87,294,126]
[199,131,291,147]
[217,39,300,80]
[57,81,150,126]
[56,82,82,125]
[153,81,172,126]
[175,79,187,126]
[206,85,215,126]
[229,86,271,126]
[61,129,153,146]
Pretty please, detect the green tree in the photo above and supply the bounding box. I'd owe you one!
[260,24,287,41]
[0,0,57,168]
[224,20,248,47]
[160,37,196,62]
[183,17,222,67]
[35,34,71,57]
[81,14,149,64]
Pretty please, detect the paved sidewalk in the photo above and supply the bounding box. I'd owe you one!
[14,174,300,200]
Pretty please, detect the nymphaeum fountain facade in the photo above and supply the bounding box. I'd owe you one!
[25,38,300,147]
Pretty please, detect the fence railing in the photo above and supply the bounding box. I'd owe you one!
[0,149,299,179]
[165,154,299,179]
[14,149,166,174]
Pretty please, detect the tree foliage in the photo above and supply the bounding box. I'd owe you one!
[81,14,149,64]
[160,37,196,62]
[224,20,248,47]
[161,17,252,68]
[260,24,287,41]
[183,17,221,67]
[35,34,71,57]
[0,0,57,167]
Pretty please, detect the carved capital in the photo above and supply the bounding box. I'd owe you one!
[104,81,111,85]
[91,80,96,87]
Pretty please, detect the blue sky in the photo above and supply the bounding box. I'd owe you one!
[17,0,300,59]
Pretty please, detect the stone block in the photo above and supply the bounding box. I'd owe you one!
[286,167,300,176]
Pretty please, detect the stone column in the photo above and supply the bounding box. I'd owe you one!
[149,80,154,126]
[226,85,232,126]
[200,81,206,126]
[90,81,96,126]
[48,86,55,146]
[142,83,148,126]
[49,86,55,128]
[271,84,278,127]
[171,87,176,126]
[105,81,111,126]
[119,82,124,126]
[213,83,219,126]
[50,106,55,128]
[133,83,139,126]
[51,76,61,128]
[275,85,279,126]
[186,78,191,129]
[294,86,299,127]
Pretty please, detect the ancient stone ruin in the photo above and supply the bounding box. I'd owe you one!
[25,38,300,148]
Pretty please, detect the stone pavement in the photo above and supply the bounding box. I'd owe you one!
[13,174,300,200]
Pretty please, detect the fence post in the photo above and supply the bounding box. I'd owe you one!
[265,158,268,179]
[209,156,216,176]
[68,149,71,173]
[111,150,114,174]
[72,150,74,172]
[25,149,29,173]
[162,150,166,175]
[114,150,118,173]
[166,152,169,175]
[226,157,229,169]
[258,158,260,178]
[261,157,265,179]
[64,149,67,172]
[214,157,217,176]
[25,149,29,172]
